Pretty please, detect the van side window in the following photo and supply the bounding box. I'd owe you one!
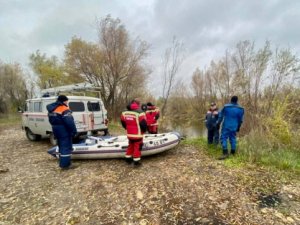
[88,102,101,111]
[69,102,85,112]
[25,102,29,112]
[28,102,33,112]
[34,102,42,112]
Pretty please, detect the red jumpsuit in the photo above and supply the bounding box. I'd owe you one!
[121,102,147,163]
[146,105,160,134]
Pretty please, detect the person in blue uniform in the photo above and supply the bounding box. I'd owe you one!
[217,96,244,160]
[205,102,220,145]
[47,95,77,169]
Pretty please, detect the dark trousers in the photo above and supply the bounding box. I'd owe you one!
[207,128,219,144]
[57,136,73,168]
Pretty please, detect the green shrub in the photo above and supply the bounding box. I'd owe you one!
[238,129,300,172]
[185,128,300,173]
[265,99,292,145]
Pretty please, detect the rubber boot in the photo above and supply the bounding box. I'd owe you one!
[133,160,142,167]
[61,163,78,170]
[218,149,229,160]
[125,157,133,165]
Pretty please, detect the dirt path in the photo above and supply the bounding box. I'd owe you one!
[0,126,299,225]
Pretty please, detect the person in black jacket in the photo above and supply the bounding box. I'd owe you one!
[205,102,220,145]
[47,95,77,169]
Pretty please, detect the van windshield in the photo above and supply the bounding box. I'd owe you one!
[88,102,101,111]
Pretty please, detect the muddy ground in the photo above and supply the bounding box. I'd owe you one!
[0,125,300,225]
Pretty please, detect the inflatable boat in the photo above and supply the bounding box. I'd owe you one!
[48,132,181,159]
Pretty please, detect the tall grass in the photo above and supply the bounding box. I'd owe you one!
[184,129,300,173]
[0,113,22,127]
[238,129,300,172]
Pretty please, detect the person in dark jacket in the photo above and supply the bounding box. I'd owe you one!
[141,103,147,112]
[205,102,220,145]
[47,95,77,169]
[121,99,147,167]
[217,96,244,160]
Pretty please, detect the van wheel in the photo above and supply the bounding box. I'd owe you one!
[49,133,57,146]
[103,129,109,136]
[92,130,98,135]
[26,128,41,141]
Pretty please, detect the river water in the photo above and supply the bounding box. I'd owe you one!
[162,121,207,138]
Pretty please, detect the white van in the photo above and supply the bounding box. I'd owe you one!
[21,96,108,145]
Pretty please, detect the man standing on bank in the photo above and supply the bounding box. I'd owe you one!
[205,102,220,145]
[217,96,244,160]
[121,99,147,167]
[145,102,160,134]
[47,95,77,169]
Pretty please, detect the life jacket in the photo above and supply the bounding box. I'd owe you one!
[146,105,160,126]
[205,108,219,129]
[47,102,77,138]
[121,102,147,139]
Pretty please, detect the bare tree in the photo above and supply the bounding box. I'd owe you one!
[231,40,272,112]
[168,81,193,124]
[99,15,149,117]
[161,37,184,116]
[205,66,215,100]
[231,40,255,106]
[65,15,149,118]
[210,60,228,102]
[266,47,300,112]
[252,41,271,113]
[191,68,207,114]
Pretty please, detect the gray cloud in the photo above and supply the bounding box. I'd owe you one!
[0,0,299,94]
[150,0,300,51]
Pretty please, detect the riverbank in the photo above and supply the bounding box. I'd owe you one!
[0,125,299,224]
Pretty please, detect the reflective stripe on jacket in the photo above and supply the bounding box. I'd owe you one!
[146,106,160,126]
[121,110,147,139]
[47,102,77,138]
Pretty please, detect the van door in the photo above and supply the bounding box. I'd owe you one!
[87,101,106,130]
[22,101,31,129]
[69,101,89,133]
[25,101,46,135]
[32,101,49,135]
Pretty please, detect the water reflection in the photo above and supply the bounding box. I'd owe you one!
[162,121,207,138]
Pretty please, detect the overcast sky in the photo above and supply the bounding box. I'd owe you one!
[1,0,300,94]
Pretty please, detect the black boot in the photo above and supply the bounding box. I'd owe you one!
[61,163,79,170]
[125,157,133,164]
[218,149,229,160]
[231,149,236,155]
[133,160,142,167]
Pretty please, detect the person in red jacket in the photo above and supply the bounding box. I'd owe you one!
[121,99,147,167]
[145,102,160,134]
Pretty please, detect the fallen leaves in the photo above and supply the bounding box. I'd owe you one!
[0,126,299,224]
